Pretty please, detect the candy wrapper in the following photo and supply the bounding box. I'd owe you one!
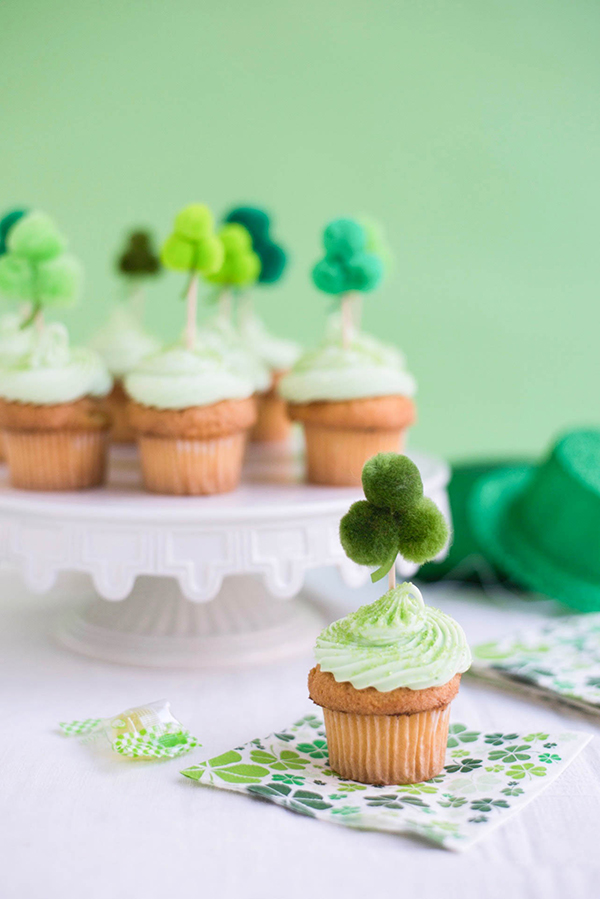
[60,700,199,760]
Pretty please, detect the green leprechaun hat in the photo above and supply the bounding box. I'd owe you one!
[469,429,600,612]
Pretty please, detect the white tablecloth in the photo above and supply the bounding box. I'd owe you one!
[2,568,599,899]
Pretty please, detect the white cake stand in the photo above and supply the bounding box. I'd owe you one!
[0,441,450,668]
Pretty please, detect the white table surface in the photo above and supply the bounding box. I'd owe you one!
[2,568,599,899]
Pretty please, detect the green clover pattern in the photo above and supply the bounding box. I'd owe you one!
[181,715,590,851]
[472,613,600,713]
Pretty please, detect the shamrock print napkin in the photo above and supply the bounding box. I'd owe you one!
[471,613,600,715]
[181,714,590,851]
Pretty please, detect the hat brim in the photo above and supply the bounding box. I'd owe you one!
[469,466,600,612]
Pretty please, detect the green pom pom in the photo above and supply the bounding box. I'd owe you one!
[208,223,261,287]
[8,211,66,261]
[224,206,288,284]
[346,252,383,292]
[161,234,194,271]
[118,231,160,276]
[311,258,347,295]
[174,204,213,241]
[339,501,398,566]
[396,497,449,564]
[0,208,28,255]
[225,207,270,241]
[161,205,224,275]
[313,217,383,296]
[0,254,33,299]
[37,255,82,307]
[362,453,423,512]
[360,216,394,280]
[323,219,365,260]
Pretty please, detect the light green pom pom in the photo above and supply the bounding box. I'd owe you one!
[174,204,214,241]
[207,223,261,287]
[8,211,66,261]
[160,234,196,272]
[161,204,223,276]
[194,234,225,274]
[37,255,82,307]
[0,254,33,299]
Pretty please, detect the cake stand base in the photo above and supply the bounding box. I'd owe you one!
[57,574,325,669]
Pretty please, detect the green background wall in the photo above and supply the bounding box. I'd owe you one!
[2,0,598,461]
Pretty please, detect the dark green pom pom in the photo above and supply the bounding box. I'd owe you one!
[362,453,423,512]
[0,208,27,256]
[225,207,270,241]
[118,230,161,276]
[396,497,449,564]
[257,240,286,284]
[224,206,287,284]
[339,500,398,566]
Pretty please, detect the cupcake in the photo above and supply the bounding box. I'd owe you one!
[125,203,257,495]
[125,346,256,495]
[279,217,415,486]
[91,303,160,443]
[279,338,416,486]
[0,323,112,490]
[90,230,162,443]
[224,205,299,442]
[308,453,467,785]
[309,581,470,784]
[0,210,111,489]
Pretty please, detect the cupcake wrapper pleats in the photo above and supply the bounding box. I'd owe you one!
[323,704,451,785]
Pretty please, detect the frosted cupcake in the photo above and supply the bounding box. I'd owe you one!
[125,202,258,495]
[279,217,415,485]
[309,582,470,784]
[279,338,416,486]
[224,206,299,442]
[125,345,256,495]
[91,303,160,443]
[0,324,112,490]
[0,210,110,489]
[309,453,466,784]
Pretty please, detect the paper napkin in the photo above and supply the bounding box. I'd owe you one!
[471,613,600,715]
[181,713,590,851]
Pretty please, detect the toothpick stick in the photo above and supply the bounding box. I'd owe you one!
[388,563,396,592]
[185,274,198,351]
[341,294,353,350]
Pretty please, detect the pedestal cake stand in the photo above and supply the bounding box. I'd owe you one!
[0,443,450,668]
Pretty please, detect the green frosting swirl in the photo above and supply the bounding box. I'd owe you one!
[314,582,471,691]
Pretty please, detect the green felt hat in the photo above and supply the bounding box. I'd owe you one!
[469,429,600,612]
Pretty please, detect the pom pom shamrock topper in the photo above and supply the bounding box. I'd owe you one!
[312,218,383,349]
[0,208,28,256]
[116,229,161,317]
[340,453,449,588]
[224,206,287,286]
[118,230,161,279]
[0,210,82,329]
[160,204,224,350]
